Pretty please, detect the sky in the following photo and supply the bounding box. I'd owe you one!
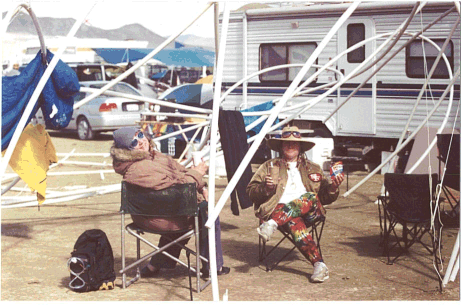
[3,0,251,38]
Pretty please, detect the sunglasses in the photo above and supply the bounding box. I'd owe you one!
[281,131,301,138]
[130,131,144,149]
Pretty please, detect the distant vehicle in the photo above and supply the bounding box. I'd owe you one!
[36,81,147,140]
[68,63,126,82]
[71,62,158,99]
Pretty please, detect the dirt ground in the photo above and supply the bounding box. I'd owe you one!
[1,131,460,301]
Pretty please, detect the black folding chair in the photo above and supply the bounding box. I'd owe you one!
[258,215,326,272]
[377,173,442,267]
[437,134,460,220]
[119,181,210,298]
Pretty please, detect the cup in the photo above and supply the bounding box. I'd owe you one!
[191,151,202,166]
[269,166,279,184]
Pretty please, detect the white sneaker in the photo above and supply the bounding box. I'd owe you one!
[257,221,277,242]
[311,262,329,283]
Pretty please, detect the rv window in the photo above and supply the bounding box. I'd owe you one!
[260,43,317,82]
[406,39,453,79]
[347,23,365,63]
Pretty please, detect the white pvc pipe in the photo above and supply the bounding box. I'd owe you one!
[152,121,209,141]
[1,183,120,205]
[443,230,460,286]
[450,254,459,282]
[207,3,230,300]
[56,152,109,157]
[73,3,213,110]
[2,3,47,63]
[58,161,111,167]
[141,111,210,120]
[1,186,120,209]
[396,18,459,150]
[52,149,76,168]
[343,67,460,197]
[205,1,361,229]
[2,170,115,180]
[0,4,94,177]
[404,21,459,173]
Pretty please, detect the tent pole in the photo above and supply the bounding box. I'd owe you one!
[207,3,230,301]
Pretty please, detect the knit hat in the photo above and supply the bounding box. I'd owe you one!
[267,126,315,153]
[113,127,138,150]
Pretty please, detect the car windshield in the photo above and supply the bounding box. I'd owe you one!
[89,83,142,97]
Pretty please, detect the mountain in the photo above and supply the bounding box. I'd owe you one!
[3,12,215,50]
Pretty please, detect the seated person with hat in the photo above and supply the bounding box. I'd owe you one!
[111,126,230,278]
[246,125,343,283]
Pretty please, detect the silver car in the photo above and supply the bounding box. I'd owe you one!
[36,81,146,140]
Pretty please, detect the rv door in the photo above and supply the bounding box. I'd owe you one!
[336,19,376,135]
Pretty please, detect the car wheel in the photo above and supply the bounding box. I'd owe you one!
[77,117,94,140]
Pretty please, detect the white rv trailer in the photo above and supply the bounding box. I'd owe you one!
[219,1,460,165]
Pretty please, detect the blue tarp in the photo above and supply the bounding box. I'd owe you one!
[150,70,168,80]
[160,84,208,105]
[241,101,280,136]
[93,47,215,67]
[2,50,80,151]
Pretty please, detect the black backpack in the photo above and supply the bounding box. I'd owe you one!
[67,229,116,292]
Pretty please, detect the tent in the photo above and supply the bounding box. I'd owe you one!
[2,50,80,151]
[93,47,215,68]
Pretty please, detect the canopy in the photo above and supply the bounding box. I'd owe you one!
[159,83,213,107]
[93,48,215,67]
[2,51,79,151]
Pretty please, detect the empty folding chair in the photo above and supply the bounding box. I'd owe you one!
[378,173,442,266]
[258,215,325,272]
[119,181,211,297]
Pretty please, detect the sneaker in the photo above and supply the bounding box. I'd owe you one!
[310,262,329,283]
[257,221,277,242]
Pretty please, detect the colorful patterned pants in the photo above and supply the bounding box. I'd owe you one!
[270,192,326,265]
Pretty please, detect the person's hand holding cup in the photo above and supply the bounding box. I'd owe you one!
[265,162,279,193]
[191,151,208,176]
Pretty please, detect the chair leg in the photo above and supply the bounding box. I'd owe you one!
[258,218,325,272]
[187,251,193,301]
[194,215,201,293]
[121,213,127,289]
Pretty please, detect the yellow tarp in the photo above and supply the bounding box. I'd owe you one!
[195,75,213,84]
[3,124,58,204]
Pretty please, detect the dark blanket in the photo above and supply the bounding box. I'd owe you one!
[218,110,253,215]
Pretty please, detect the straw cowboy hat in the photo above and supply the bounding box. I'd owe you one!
[267,126,315,153]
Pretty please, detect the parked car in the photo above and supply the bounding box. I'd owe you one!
[35,81,147,140]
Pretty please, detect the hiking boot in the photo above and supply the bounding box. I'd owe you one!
[257,221,277,243]
[310,262,329,283]
[140,265,160,278]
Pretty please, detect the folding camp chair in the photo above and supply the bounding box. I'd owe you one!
[377,173,442,266]
[120,181,210,298]
[437,134,460,221]
[258,215,326,272]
